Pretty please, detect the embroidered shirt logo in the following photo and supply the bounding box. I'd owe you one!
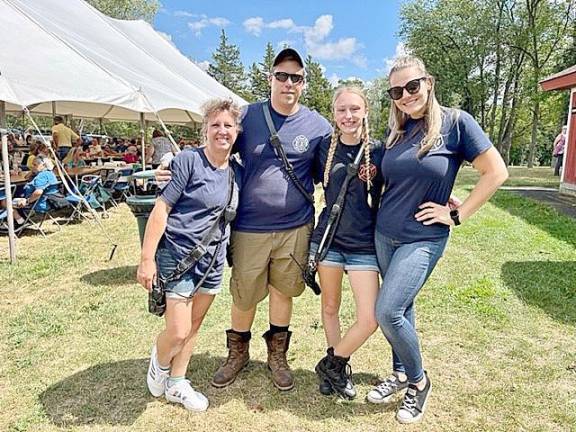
[358,163,377,182]
[429,136,444,152]
[292,135,309,153]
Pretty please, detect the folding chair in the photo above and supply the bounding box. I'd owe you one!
[65,174,110,221]
[101,171,122,208]
[1,188,65,237]
[113,167,134,202]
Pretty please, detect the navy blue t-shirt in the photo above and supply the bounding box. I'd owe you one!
[376,108,492,243]
[311,139,384,254]
[233,101,332,232]
[159,148,240,278]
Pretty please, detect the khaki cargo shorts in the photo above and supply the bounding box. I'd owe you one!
[229,223,313,311]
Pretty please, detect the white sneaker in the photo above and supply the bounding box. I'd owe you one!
[165,379,209,412]
[147,344,169,397]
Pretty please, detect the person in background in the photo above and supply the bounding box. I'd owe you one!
[62,141,86,168]
[123,145,139,164]
[151,129,174,166]
[88,137,104,158]
[115,138,128,153]
[366,55,508,424]
[52,116,81,160]
[553,125,567,176]
[0,156,59,229]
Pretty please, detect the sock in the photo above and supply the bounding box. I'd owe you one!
[229,329,251,342]
[167,376,186,388]
[15,217,25,224]
[269,323,289,335]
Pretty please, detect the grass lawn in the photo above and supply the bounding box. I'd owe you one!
[1,166,574,432]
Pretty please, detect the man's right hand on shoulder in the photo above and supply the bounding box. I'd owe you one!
[155,164,172,183]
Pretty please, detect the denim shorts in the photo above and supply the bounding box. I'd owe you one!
[155,247,222,299]
[309,242,379,272]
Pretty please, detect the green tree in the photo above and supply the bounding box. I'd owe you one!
[86,0,159,22]
[208,30,248,98]
[248,43,276,101]
[301,55,333,120]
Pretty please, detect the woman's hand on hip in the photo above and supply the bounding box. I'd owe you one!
[415,201,454,226]
[137,258,156,292]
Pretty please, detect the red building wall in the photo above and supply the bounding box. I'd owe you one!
[564,92,576,186]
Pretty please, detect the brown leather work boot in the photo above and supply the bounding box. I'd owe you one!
[211,330,250,388]
[263,330,294,391]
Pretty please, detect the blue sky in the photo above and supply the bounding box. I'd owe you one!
[154,1,405,84]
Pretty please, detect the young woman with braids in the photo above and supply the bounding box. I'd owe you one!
[365,56,508,424]
[313,85,384,399]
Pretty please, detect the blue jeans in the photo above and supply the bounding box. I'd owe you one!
[375,231,448,383]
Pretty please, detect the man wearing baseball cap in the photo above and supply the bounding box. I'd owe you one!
[209,47,332,391]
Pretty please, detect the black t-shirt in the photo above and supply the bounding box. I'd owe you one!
[311,139,384,254]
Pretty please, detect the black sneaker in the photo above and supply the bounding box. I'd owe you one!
[396,372,431,424]
[366,372,409,404]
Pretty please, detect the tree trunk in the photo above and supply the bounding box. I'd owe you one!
[527,94,540,168]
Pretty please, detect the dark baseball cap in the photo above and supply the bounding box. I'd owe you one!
[272,48,305,69]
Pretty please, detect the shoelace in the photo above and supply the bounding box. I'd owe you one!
[400,391,418,414]
[343,363,354,387]
[375,376,398,395]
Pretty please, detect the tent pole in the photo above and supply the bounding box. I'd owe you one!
[140,113,145,172]
[0,102,17,263]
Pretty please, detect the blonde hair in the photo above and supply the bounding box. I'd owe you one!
[323,85,372,195]
[200,98,243,145]
[386,55,442,158]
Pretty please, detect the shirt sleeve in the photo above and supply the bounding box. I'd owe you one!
[457,110,493,163]
[32,172,51,190]
[313,134,331,184]
[159,151,195,207]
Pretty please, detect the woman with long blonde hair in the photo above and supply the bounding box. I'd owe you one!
[366,55,508,424]
[313,85,383,399]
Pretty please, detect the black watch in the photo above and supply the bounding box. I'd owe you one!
[450,209,461,226]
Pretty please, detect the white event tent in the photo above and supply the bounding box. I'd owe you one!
[0,0,246,122]
[0,0,247,263]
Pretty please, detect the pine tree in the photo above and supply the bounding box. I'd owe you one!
[208,30,248,97]
[301,55,333,120]
[248,42,275,101]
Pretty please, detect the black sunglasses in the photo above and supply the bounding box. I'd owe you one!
[387,77,427,100]
[273,71,305,84]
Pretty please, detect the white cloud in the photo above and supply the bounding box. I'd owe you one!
[195,60,210,72]
[307,37,358,61]
[328,73,340,87]
[243,17,264,36]
[381,42,410,74]
[188,16,231,36]
[243,14,365,67]
[303,15,333,45]
[268,18,296,30]
[243,17,296,36]
[174,10,195,18]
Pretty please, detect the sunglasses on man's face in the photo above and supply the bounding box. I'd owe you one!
[273,71,305,84]
[387,77,427,100]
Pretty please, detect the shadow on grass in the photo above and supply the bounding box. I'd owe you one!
[501,261,576,325]
[40,354,385,427]
[81,266,137,286]
[491,190,576,248]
